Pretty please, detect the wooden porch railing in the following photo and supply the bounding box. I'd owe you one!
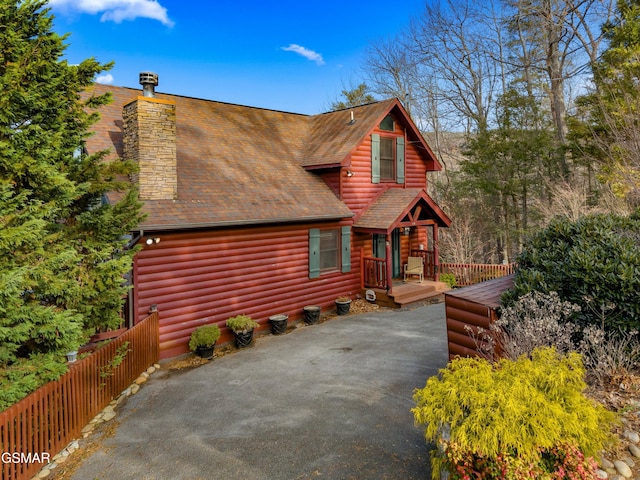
[362,256,388,290]
[0,311,159,480]
[440,262,517,286]
[410,249,437,280]
[361,253,516,290]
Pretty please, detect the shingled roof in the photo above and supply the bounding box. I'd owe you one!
[353,188,452,231]
[86,84,377,230]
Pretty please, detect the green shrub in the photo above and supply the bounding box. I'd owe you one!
[439,273,457,289]
[412,347,616,479]
[188,324,221,351]
[0,354,68,411]
[503,211,640,333]
[225,315,259,334]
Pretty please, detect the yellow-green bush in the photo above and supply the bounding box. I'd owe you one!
[412,347,616,479]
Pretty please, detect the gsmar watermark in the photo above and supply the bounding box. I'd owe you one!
[1,452,50,464]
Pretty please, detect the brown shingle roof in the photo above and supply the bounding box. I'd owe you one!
[353,188,452,231]
[86,84,367,230]
[301,99,398,167]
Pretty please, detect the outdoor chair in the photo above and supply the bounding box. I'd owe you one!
[404,256,424,282]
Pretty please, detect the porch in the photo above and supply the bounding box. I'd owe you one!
[360,252,515,308]
[360,247,445,307]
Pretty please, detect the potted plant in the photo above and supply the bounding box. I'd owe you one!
[335,295,352,315]
[189,324,221,359]
[226,314,259,348]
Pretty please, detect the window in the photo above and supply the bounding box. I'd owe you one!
[319,229,339,271]
[309,227,351,278]
[380,114,395,131]
[380,137,395,181]
[372,134,404,184]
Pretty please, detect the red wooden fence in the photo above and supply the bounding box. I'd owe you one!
[0,311,159,480]
[440,262,517,286]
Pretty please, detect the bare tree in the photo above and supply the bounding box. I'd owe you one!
[504,0,614,170]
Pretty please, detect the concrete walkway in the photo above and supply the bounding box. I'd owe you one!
[66,303,449,480]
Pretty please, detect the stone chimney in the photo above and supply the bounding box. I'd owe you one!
[123,72,177,200]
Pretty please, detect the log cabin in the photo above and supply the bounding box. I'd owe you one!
[85,72,451,359]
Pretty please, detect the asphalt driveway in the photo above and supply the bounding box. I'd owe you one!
[65,302,448,480]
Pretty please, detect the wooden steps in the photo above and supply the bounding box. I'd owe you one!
[363,280,449,308]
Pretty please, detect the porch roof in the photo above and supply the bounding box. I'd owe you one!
[353,188,451,232]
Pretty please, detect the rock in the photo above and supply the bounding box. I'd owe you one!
[134,375,147,385]
[602,458,615,469]
[153,363,160,369]
[37,467,51,478]
[103,405,115,414]
[102,410,117,421]
[130,384,140,394]
[625,431,640,443]
[629,444,640,458]
[80,425,93,435]
[621,455,635,467]
[596,469,608,478]
[67,440,79,452]
[146,366,156,374]
[613,460,632,478]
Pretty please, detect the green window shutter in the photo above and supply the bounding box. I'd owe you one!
[309,228,320,278]
[341,226,351,273]
[371,134,380,184]
[396,136,405,184]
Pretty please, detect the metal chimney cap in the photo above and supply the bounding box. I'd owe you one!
[139,72,158,97]
[139,72,158,86]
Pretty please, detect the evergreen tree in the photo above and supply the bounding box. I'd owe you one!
[461,87,555,261]
[0,0,143,407]
[330,83,376,111]
[570,0,640,205]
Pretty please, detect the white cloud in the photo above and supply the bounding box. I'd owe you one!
[95,73,114,84]
[49,0,174,27]
[281,44,325,65]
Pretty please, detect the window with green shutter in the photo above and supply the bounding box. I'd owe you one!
[309,227,351,277]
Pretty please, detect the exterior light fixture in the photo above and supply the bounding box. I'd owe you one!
[346,170,355,177]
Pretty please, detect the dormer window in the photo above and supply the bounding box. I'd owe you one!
[380,114,395,131]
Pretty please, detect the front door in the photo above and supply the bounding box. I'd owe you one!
[373,232,401,278]
[392,229,401,278]
[373,234,386,259]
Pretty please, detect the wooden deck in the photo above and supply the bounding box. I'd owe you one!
[363,279,449,308]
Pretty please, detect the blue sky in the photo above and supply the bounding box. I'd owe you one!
[49,0,425,114]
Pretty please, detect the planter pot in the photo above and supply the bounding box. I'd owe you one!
[303,305,321,325]
[195,345,215,360]
[234,330,254,348]
[66,351,78,363]
[335,299,352,315]
[268,314,288,335]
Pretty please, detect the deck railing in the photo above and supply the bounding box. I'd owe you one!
[362,255,517,290]
[410,249,437,280]
[440,262,517,286]
[362,256,388,289]
[0,311,159,480]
